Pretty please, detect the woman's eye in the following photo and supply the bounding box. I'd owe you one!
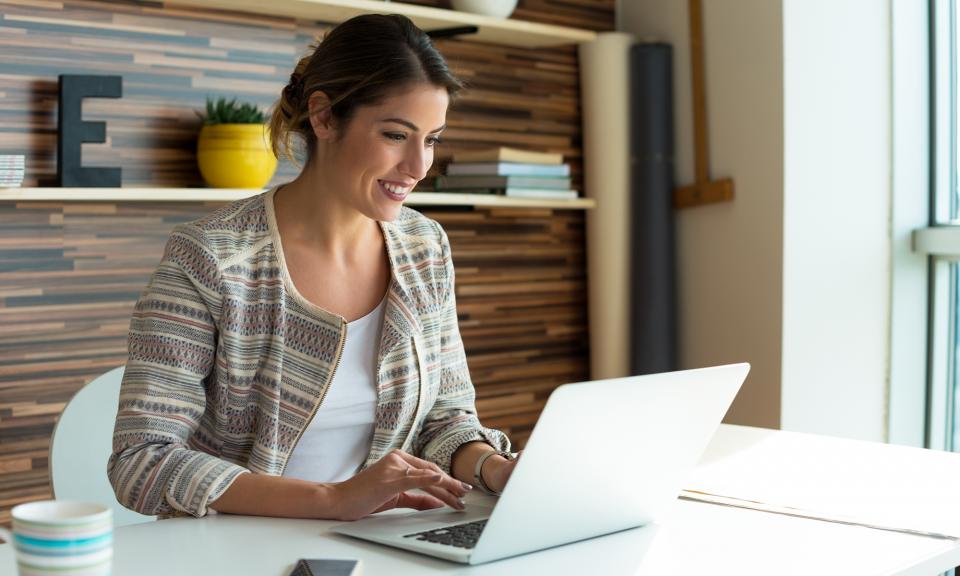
[426,136,442,147]
[385,132,406,142]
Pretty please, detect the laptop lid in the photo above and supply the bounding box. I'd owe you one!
[469,363,749,564]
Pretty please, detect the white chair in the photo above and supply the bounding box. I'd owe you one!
[50,365,155,527]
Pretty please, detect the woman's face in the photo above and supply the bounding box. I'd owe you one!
[323,83,449,222]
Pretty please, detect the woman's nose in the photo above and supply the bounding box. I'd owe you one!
[399,143,431,181]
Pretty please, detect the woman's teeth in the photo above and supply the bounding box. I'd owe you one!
[383,182,406,193]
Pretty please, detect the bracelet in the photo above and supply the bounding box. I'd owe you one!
[473,450,514,496]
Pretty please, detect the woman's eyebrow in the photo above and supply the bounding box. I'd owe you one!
[381,118,446,133]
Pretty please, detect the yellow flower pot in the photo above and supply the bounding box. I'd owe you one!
[197,124,277,188]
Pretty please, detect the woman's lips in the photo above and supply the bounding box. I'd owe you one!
[378,180,411,201]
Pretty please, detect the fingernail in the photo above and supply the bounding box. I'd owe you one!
[432,473,443,481]
[461,482,473,491]
[457,498,466,509]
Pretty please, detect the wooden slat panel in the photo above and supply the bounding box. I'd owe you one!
[0,0,610,525]
[0,0,609,190]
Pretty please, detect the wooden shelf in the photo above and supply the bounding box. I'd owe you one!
[161,0,598,47]
[0,188,596,210]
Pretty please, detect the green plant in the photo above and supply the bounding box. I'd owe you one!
[197,97,267,125]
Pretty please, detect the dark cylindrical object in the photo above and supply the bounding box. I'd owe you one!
[630,43,676,375]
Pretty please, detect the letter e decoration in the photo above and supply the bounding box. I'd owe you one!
[57,75,122,187]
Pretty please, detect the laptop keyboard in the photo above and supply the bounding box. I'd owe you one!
[403,519,487,549]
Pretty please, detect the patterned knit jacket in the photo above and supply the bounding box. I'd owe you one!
[107,188,510,518]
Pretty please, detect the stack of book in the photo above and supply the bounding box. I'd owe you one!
[434,147,577,200]
[0,155,24,188]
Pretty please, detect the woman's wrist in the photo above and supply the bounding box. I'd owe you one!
[480,454,509,492]
[314,482,342,520]
[451,441,496,486]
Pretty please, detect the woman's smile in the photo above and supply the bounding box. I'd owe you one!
[378,179,414,202]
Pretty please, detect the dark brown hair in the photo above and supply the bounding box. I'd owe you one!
[269,14,463,164]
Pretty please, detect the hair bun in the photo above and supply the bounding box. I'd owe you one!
[285,73,304,103]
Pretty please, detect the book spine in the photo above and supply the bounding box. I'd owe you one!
[446,163,571,177]
[435,176,572,189]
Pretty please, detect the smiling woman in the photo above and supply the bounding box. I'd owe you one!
[276,85,449,224]
[106,14,519,523]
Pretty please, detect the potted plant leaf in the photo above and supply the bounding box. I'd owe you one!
[196,97,277,188]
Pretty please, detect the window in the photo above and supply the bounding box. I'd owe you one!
[919,0,960,450]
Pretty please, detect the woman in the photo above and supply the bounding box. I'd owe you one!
[108,14,518,522]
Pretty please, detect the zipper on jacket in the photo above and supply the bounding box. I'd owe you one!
[279,320,347,475]
[401,334,427,451]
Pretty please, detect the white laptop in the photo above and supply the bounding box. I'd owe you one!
[331,363,750,565]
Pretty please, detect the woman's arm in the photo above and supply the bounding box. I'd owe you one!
[210,449,472,521]
[413,224,515,488]
[109,227,247,518]
[209,474,335,518]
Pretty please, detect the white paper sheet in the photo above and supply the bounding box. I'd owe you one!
[686,425,960,539]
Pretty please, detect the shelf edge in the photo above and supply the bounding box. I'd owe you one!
[0,188,596,209]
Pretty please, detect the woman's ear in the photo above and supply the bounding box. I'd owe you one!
[307,91,336,140]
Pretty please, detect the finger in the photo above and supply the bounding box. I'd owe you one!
[437,474,472,498]
[386,451,440,480]
[393,450,445,475]
[419,484,466,511]
[394,491,446,512]
[392,451,471,496]
[396,469,448,494]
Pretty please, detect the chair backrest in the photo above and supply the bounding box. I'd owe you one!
[50,366,155,527]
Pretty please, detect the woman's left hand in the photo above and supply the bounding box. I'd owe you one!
[483,451,522,494]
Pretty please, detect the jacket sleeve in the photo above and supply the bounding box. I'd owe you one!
[414,225,512,474]
[107,225,248,518]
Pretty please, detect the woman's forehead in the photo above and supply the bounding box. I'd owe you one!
[360,85,449,123]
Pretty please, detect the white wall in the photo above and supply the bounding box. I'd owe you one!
[781,0,891,441]
[619,0,784,429]
[619,0,895,440]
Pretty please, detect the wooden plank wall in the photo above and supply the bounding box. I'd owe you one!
[0,0,614,525]
[0,0,614,186]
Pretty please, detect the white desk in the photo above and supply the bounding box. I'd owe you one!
[3,425,960,575]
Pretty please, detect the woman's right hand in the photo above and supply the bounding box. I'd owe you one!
[330,449,473,521]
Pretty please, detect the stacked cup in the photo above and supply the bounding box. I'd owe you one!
[1,501,112,576]
[0,155,25,188]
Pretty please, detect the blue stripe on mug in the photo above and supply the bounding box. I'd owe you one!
[14,532,113,549]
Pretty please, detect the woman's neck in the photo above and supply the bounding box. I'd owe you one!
[274,167,381,267]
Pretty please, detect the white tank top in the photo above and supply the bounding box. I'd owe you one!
[282,296,386,483]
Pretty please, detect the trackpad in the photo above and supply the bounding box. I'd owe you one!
[333,504,494,537]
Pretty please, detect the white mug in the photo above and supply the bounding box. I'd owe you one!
[0,501,112,576]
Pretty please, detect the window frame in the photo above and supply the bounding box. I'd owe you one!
[907,0,960,451]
